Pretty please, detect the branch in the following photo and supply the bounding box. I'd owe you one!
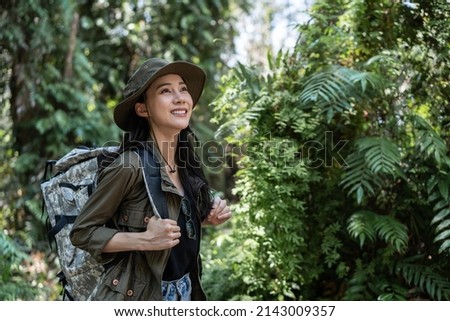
[64,12,79,79]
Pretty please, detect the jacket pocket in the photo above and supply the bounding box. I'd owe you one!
[117,208,151,232]
[92,254,147,301]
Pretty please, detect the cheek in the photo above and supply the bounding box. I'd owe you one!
[186,95,194,107]
[147,97,168,114]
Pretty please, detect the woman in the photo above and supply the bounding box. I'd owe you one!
[70,58,231,301]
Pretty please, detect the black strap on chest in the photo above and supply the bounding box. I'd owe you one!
[136,148,169,219]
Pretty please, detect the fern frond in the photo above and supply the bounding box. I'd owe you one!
[428,178,450,254]
[435,219,450,232]
[396,261,450,300]
[437,239,450,253]
[299,66,383,122]
[434,230,450,242]
[373,215,408,253]
[342,259,376,300]
[347,211,408,253]
[0,232,27,260]
[340,151,383,204]
[355,137,403,177]
[412,115,449,167]
[348,70,385,94]
[347,211,377,247]
[340,136,404,204]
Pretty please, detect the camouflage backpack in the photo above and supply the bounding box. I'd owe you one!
[41,146,168,300]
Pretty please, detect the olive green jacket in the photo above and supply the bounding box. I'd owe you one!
[69,149,206,301]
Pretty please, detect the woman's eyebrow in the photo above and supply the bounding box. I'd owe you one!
[155,81,186,90]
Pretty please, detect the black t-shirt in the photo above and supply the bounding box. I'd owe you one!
[162,197,201,281]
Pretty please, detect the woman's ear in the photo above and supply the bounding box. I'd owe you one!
[135,102,150,118]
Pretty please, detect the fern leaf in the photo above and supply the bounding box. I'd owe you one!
[356,137,402,177]
[438,177,450,201]
[373,215,409,253]
[347,211,377,247]
[349,71,385,93]
[430,207,450,225]
[340,150,383,204]
[435,219,450,232]
[299,66,382,122]
[437,239,450,254]
[412,115,449,166]
[0,232,28,266]
[342,273,369,299]
[347,211,408,253]
[434,229,450,242]
[396,261,450,300]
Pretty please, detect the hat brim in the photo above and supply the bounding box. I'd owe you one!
[114,61,206,131]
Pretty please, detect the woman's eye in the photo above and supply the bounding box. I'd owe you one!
[161,88,171,94]
[181,86,188,92]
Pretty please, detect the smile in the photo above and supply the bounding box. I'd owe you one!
[171,109,188,115]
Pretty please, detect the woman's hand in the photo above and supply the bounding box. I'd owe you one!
[204,196,232,226]
[142,216,181,250]
[102,216,180,252]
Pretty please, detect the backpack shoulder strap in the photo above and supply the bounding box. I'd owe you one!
[135,148,169,219]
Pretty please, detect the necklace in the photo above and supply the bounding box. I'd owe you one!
[150,128,176,173]
[160,153,176,173]
[154,141,176,173]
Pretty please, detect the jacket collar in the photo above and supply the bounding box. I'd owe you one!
[144,139,205,196]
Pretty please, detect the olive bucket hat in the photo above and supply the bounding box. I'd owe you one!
[113,58,206,131]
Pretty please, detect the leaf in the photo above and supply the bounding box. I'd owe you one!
[434,229,450,242]
[299,66,383,122]
[438,179,449,201]
[435,219,450,233]
[373,215,408,253]
[356,137,402,177]
[347,211,377,247]
[356,186,364,205]
[396,262,450,300]
[430,208,450,225]
[438,239,450,254]
[340,137,394,204]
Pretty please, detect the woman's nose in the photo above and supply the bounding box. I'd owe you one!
[173,91,186,103]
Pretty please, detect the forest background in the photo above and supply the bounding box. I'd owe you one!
[1,0,450,301]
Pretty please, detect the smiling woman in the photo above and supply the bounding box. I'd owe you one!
[69,58,232,301]
[137,74,194,150]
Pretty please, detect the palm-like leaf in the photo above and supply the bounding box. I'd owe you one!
[347,211,408,253]
[340,136,403,204]
[299,66,383,122]
[413,115,450,167]
[347,211,377,247]
[356,137,403,176]
[373,215,408,253]
[395,260,450,300]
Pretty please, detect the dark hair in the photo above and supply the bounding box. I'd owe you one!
[101,106,212,220]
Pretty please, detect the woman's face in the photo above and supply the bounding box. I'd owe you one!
[140,73,194,135]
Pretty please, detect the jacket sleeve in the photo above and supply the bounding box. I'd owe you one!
[69,153,142,264]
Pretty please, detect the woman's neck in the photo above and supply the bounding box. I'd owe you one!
[150,128,179,172]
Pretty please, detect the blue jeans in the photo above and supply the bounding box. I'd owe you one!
[161,273,192,301]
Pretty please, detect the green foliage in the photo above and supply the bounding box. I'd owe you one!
[3,0,450,301]
[347,211,408,253]
[395,258,450,301]
[0,232,57,300]
[341,137,403,204]
[210,42,388,299]
[1,0,250,300]
[411,115,450,254]
[205,0,450,301]
[299,66,383,122]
